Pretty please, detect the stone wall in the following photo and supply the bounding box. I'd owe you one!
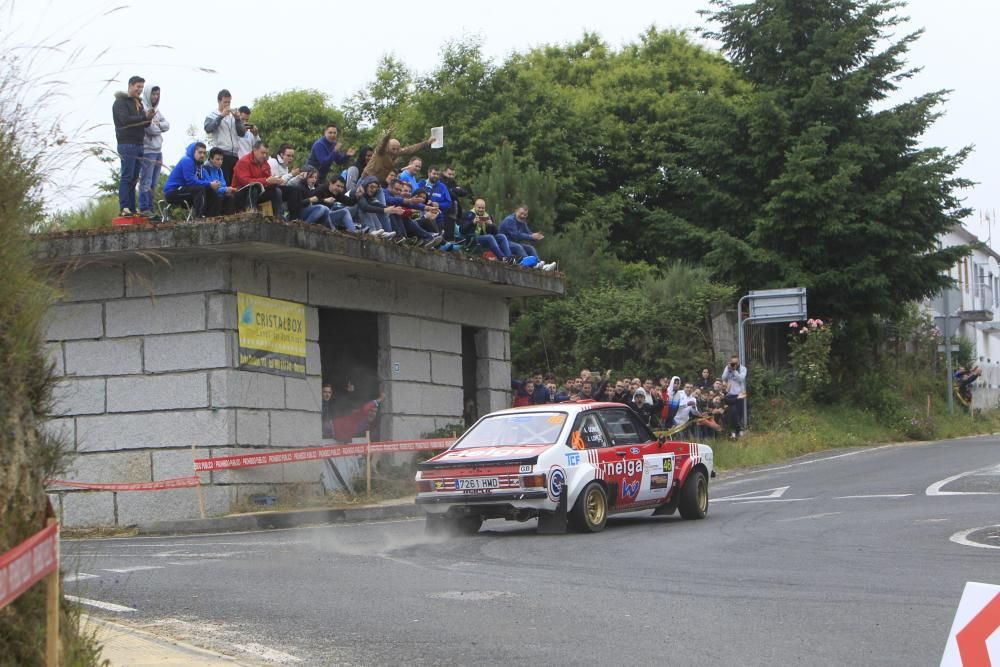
[45,253,512,526]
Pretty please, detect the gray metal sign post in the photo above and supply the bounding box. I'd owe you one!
[736,288,808,428]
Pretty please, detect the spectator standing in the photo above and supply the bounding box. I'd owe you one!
[112,75,154,216]
[696,368,714,392]
[722,355,748,439]
[362,127,433,186]
[307,124,356,180]
[672,382,701,438]
[267,143,305,219]
[631,388,658,428]
[163,142,219,218]
[233,141,285,218]
[202,147,236,216]
[138,84,169,215]
[204,89,247,185]
[321,383,334,438]
[236,106,258,158]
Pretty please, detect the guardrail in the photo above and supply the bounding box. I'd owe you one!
[1,516,60,665]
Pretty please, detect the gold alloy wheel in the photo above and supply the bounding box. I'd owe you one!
[586,486,606,526]
[697,475,708,513]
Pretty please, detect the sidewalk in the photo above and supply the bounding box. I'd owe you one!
[137,495,420,535]
[86,616,245,666]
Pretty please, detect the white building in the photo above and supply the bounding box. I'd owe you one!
[931,224,1000,410]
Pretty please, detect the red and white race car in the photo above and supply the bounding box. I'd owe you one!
[415,401,714,534]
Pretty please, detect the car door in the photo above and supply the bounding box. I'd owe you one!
[596,408,649,508]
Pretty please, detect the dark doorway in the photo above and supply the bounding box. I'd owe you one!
[319,308,380,438]
[461,326,479,427]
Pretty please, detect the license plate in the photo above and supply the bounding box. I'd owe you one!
[454,477,500,490]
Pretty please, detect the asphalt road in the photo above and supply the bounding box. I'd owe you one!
[64,435,1000,666]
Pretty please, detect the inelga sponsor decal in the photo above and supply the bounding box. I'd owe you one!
[548,465,566,502]
[600,459,643,477]
[650,473,671,490]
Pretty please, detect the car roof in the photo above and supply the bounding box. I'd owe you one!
[487,401,624,418]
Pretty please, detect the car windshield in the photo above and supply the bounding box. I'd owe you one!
[454,412,568,449]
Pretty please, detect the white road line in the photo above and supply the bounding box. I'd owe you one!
[833,494,913,499]
[733,498,814,505]
[915,518,950,523]
[65,595,137,612]
[714,486,790,502]
[101,565,165,573]
[949,525,1000,550]
[778,512,842,522]
[64,573,99,583]
[926,465,1000,496]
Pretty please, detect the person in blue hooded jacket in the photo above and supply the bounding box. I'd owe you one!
[203,147,236,216]
[499,205,543,258]
[164,142,220,218]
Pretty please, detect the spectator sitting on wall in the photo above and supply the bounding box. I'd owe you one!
[460,199,520,262]
[499,206,557,271]
[419,166,452,231]
[297,173,361,234]
[203,147,236,216]
[267,143,304,219]
[353,176,399,237]
[440,166,469,242]
[233,140,285,217]
[385,180,443,246]
[399,157,422,191]
[362,126,433,186]
[163,142,220,218]
[344,144,372,193]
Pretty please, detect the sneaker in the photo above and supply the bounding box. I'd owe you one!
[119,208,133,217]
[541,261,558,271]
[138,209,153,217]
[381,231,397,239]
[738,430,745,439]
[423,234,444,248]
[730,432,737,441]
[370,229,386,237]
[395,236,408,245]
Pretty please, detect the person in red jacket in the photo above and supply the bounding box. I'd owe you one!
[233,140,285,217]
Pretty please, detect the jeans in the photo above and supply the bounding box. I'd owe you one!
[507,239,528,258]
[138,151,162,212]
[236,185,284,217]
[117,143,143,212]
[330,208,357,231]
[518,242,538,258]
[402,216,435,240]
[302,205,358,232]
[207,192,236,217]
[475,235,507,257]
[280,184,304,219]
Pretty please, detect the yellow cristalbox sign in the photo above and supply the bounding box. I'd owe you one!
[237,293,307,377]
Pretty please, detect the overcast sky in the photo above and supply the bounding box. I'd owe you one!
[7,0,998,242]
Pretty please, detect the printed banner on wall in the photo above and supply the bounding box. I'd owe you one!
[237,293,306,377]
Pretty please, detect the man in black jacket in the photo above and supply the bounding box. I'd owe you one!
[440,166,469,242]
[112,75,154,216]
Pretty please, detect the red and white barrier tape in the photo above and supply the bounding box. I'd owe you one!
[193,438,455,472]
[0,522,58,610]
[47,476,201,491]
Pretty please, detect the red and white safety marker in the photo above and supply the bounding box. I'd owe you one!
[941,582,1000,666]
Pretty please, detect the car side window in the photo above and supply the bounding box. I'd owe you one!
[599,409,643,446]
[570,413,609,449]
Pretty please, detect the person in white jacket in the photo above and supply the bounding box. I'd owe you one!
[138,84,169,215]
[203,89,247,185]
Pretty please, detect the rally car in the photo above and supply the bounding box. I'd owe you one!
[415,401,714,534]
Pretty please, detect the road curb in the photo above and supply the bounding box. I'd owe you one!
[137,502,422,535]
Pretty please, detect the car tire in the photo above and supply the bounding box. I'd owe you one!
[455,516,483,535]
[569,482,608,533]
[678,469,709,520]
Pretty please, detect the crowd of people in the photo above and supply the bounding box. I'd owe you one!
[111,78,557,271]
[512,357,749,441]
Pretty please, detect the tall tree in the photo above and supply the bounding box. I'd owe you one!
[250,89,353,161]
[633,0,970,327]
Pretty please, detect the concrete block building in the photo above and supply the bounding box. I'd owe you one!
[37,220,563,526]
